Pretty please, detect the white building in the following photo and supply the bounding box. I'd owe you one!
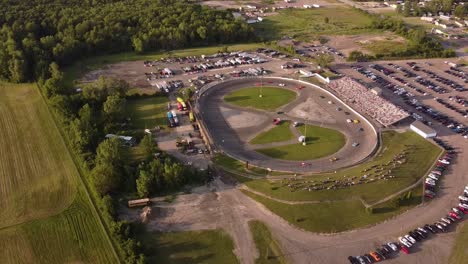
[105,134,137,146]
[410,121,437,138]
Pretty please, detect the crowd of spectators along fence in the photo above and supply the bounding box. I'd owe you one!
[328,77,409,126]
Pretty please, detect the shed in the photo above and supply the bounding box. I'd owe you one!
[410,121,436,138]
[128,198,151,208]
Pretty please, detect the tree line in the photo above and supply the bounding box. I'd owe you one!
[396,0,467,18]
[0,0,254,83]
[41,61,213,262]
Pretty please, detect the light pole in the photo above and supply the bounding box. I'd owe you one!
[302,124,307,146]
[259,71,263,98]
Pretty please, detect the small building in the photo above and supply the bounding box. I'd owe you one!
[439,15,451,21]
[371,87,383,96]
[299,69,313,77]
[105,134,137,146]
[410,121,437,138]
[421,16,435,22]
[128,198,151,208]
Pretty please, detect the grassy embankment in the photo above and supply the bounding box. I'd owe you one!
[235,131,441,232]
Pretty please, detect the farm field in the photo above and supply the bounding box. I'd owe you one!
[0,189,118,263]
[0,82,117,263]
[240,131,441,204]
[250,121,294,145]
[242,184,423,233]
[0,82,77,228]
[224,87,297,111]
[127,96,169,130]
[256,125,345,161]
[253,7,378,41]
[249,221,287,264]
[138,229,239,264]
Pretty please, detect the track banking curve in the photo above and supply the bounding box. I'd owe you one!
[195,77,379,173]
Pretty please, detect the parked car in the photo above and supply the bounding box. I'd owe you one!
[369,251,381,262]
[400,245,410,254]
[405,234,416,244]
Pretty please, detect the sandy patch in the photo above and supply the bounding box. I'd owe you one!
[220,106,268,129]
[288,97,336,123]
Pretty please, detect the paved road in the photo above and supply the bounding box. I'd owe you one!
[196,77,378,173]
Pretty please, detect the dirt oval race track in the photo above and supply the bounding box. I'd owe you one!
[195,77,379,173]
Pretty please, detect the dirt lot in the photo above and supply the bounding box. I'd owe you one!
[326,33,407,56]
[122,127,468,264]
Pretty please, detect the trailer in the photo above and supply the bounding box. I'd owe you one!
[128,198,151,208]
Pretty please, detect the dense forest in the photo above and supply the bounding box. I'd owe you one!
[0,0,254,82]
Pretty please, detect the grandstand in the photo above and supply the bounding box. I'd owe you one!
[328,77,409,126]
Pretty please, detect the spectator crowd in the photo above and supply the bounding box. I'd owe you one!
[328,77,409,126]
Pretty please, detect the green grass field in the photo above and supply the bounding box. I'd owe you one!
[127,96,169,130]
[250,121,294,145]
[0,82,77,228]
[242,184,423,233]
[449,222,468,264]
[224,87,296,111]
[0,189,118,263]
[249,221,287,264]
[241,131,441,204]
[362,40,409,55]
[0,82,117,263]
[254,7,377,40]
[138,229,239,264]
[256,125,345,161]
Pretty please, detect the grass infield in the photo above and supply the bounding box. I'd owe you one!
[224,86,296,111]
[256,125,345,161]
[250,121,294,145]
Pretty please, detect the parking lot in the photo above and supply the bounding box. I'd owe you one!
[334,59,468,139]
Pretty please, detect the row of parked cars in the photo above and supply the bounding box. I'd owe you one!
[424,151,455,199]
[434,98,468,119]
[348,152,468,264]
[445,67,467,84]
[421,68,467,92]
[356,65,468,138]
[180,54,267,74]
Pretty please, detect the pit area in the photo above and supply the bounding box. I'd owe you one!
[196,77,379,173]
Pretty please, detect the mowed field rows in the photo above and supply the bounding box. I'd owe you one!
[0,190,117,263]
[0,82,77,228]
[0,82,118,263]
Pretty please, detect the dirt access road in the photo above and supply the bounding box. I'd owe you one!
[130,125,467,264]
